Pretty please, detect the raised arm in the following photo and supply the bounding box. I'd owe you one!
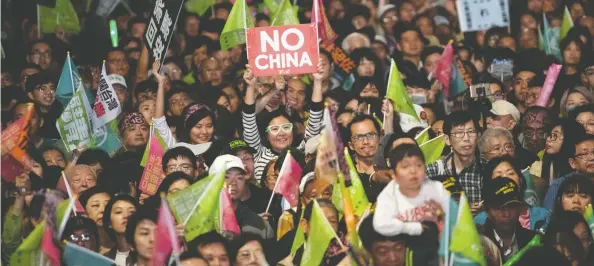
[242,65,264,155]
[152,61,175,147]
[135,45,150,85]
[302,62,325,142]
[382,99,395,134]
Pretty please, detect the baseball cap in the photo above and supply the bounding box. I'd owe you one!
[377,4,397,19]
[490,100,521,123]
[209,154,245,176]
[107,74,127,89]
[224,139,256,155]
[484,177,523,208]
[432,175,462,195]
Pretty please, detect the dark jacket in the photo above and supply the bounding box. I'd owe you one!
[103,247,136,266]
[480,219,536,263]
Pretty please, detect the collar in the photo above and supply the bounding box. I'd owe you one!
[493,229,517,258]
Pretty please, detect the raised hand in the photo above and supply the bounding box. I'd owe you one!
[312,61,325,81]
[243,64,255,86]
[382,99,394,117]
[152,60,165,84]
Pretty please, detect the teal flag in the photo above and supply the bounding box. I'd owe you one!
[56,53,82,106]
[522,169,540,207]
[540,14,562,61]
[449,61,467,98]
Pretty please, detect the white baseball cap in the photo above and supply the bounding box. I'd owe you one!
[490,100,521,123]
[107,74,127,89]
[209,154,245,176]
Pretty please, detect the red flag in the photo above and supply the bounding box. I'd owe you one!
[275,150,303,207]
[220,190,240,234]
[1,103,34,182]
[432,40,454,97]
[42,227,61,266]
[152,198,182,266]
[139,132,166,195]
[311,0,337,46]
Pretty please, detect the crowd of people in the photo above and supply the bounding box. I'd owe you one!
[1,0,594,265]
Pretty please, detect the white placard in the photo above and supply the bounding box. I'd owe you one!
[456,0,510,32]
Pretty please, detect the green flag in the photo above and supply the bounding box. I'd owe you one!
[39,0,81,34]
[270,0,300,26]
[185,0,215,16]
[301,200,338,266]
[220,0,254,50]
[385,59,419,121]
[414,127,431,145]
[521,169,540,207]
[344,150,370,216]
[584,204,594,239]
[419,135,445,165]
[180,171,226,241]
[291,212,306,255]
[449,195,486,266]
[559,6,574,41]
[264,0,281,17]
[56,53,82,106]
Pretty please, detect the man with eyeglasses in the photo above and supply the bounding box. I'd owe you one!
[162,146,200,180]
[544,133,594,210]
[426,111,486,212]
[519,107,553,155]
[347,114,381,194]
[479,127,516,160]
[26,40,53,71]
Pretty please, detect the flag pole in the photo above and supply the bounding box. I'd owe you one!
[243,0,249,60]
[68,52,76,95]
[61,171,78,216]
[58,198,76,238]
[37,4,41,39]
[265,151,290,214]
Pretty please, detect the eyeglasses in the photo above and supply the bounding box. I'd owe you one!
[265,123,293,134]
[487,143,515,155]
[166,164,194,173]
[450,130,478,139]
[351,132,378,142]
[69,233,91,242]
[577,120,594,128]
[546,132,563,142]
[523,130,546,139]
[574,151,594,161]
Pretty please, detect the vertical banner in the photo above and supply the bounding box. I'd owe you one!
[138,131,166,195]
[456,0,510,32]
[92,62,122,130]
[319,43,355,85]
[144,0,184,63]
[247,24,319,77]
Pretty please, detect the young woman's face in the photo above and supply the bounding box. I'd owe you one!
[85,193,111,226]
[545,125,564,154]
[360,83,379,99]
[563,41,582,65]
[561,189,592,213]
[134,219,157,261]
[566,92,588,112]
[266,116,293,152]
[190,116,214,144]
[109,200,136,234]
[138,99,156,124]
[222,86,240,113]
[217,95,231,112]
[43,149,66,168]
[356,58,376,77]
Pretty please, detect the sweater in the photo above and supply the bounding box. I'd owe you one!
[373,179,450,236]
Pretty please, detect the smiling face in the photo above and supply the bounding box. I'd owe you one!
[225,168,247,201]
[138,99,156,124]
[190,116,214,144]
[109,200,136,234]
[28,82,56,108]
[266,116,293,152]
[348,119,379,159]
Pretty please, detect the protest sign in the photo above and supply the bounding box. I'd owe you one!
[247,23,319,77]
[92,62,122,130]
[138,130,166,195]
[167,174,214,223]
[456,0,510,32]
[145,0,184,64]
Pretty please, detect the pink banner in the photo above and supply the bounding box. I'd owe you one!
[276,152,303,207]
[433,41,454,96]
[139,134,166,195]
[220,190,240,234]
[535,63,562,107]
[152,198,181,266]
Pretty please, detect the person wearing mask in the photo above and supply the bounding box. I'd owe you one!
[426,111,486,211]
[479,177,536,263]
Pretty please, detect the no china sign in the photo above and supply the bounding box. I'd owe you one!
[247,23,319,77]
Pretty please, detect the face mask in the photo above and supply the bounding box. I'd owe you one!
[567,105,578,113]
[410,93,427,104]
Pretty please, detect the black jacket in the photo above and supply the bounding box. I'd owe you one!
[480,219,536,263]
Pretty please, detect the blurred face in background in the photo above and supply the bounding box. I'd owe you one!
[398,2,416,23]
[563,41,582,66]
[185,16,200,37]
[28,42,52,70]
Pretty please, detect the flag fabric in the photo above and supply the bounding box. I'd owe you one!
[264,0,281,16]
[220,0,254,50]
[419,135,446,165]
[414,127,431,145]
[449,194,487,266]
[449,59,470,99]
[56,53,82,106]
[386,59,420,121]
[95,0,122,17]
[540,14,562,61]
[291,212,306,255]
[433,40,454,97]
[439,197,459,259]
[63,242,115,266]
[275,150,303,207]
[167,174,214,223]
[311,0,337,45]
[338,173,365,258]
[271,0,300,26]
[185,0,215,16]
[301,200,338,266]
[1,103,34,182]
[152,197,182,266]
[584,204,594,239]
[42,227,60,266]
[92,62,122,130]
[139,128,167,195]
[220,190,241,235]
[177,171,226,241]
[522,169,540,207]
[141,126,167,166]
[314,108,339,191]
[343,149,370,216]
[38,0,81,34]
[559,6,574,41]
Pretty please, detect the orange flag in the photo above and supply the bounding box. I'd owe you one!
[1,103,34,181]
[311,0,337,46]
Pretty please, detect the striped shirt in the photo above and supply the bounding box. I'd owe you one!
[242,102,323,181]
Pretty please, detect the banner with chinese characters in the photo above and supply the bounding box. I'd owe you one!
[138,129,166,195]
[1,103,34,181]
[456,0,510,32]
[144,0,184,64]
[92,62,122,130]
[319,42,355,86]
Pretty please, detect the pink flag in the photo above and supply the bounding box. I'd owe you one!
[432,41,454,97]
[139,133,166,195]
[42,227,61,266]
[220,190,240,234]
[535,63,562,107]
[151,198,181,266]
[56,172,86,215]
[311,0,337,46]
[275,151,303,207]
